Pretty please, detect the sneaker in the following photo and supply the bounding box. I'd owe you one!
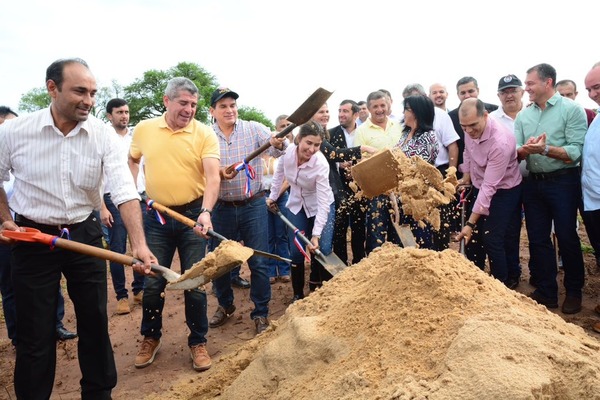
[190,343,212,371]
[133,290,144,304]
[254,316,269,335]
[135,337,161,368]
[209,304,236,328]
[116,298,131,315]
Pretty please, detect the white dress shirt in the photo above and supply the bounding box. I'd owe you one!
[433,107,460,167]
[0,108,140,224]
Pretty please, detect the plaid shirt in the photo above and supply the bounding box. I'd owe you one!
[213,119,286,201]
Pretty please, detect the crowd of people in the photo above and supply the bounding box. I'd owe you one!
[0,57,599,398]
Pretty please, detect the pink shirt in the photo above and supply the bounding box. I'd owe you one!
[460,116,522,216]
[269,143,334,236]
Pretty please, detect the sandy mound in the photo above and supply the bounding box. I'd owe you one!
[158,244,600,399]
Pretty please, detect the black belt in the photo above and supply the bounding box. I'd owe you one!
[14,213,90,233]
[219,191,265,207]
[528,168,579,181]
[168,197,203,214]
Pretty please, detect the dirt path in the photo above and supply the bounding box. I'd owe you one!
[1,226,599,399]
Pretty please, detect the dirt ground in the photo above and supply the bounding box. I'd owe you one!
[1,225,599,400]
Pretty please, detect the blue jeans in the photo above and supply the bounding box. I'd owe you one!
[523,171,584,301]
[365,195,400,254]
[209,196,271,319]
[104,194,145,300]
[267,192,290,277]
[142,206,208,346]
[466,185,523,284]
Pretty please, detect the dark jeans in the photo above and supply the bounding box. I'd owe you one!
[581,206,600,261]
[267,191,290,277]
[12,214,115,399]
[523,171,584,301]
[104,193,145,300]
[333,194,366,265]
[465,185,523,284]
[365,195,400,254]
[209,196,271,319]
[142,206,208,346]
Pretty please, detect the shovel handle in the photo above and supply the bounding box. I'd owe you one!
[148,201,227,241]
[225,124,296,174]
[274,210,322,255]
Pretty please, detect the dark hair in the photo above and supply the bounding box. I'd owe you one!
[555,79,577,91]
[456,76,478,91]
[527,63,557,87]
[403,95,434,134]
[0,106,18,118]
[340,99,359,114]
[357,100,367,106]
[106,98,128,114]
[295,120,326,145]
[458,98,485,118]
[45,58,89,90]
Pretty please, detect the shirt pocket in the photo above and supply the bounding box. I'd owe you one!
[71,156,102,191]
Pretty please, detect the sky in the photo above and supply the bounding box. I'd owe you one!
[2,0,598,124]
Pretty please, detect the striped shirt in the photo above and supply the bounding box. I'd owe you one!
[0,108,140,225]
[213,119,285,201]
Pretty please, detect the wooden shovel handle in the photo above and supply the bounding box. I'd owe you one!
[149,201,227,241]
[224,123,297,174]
[53,237,137,265]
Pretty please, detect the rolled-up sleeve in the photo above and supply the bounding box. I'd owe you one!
[103,128,140,206]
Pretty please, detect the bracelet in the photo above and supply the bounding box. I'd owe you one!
[541,145,550,156]
[465,221,476,229]
[200,208,212,215]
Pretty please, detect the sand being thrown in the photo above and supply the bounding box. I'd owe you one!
[162,244,600,400]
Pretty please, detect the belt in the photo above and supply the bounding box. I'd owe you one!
[14,213,90,233]
[528,168,579,181]
[219,191,265,207]
[168,197,203,214]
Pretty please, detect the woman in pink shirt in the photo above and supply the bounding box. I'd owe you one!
[267,121,335,302]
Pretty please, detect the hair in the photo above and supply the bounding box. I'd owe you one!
[275,114,289,126]
[456,76,478,91]
[0,106,18,118]
[357,100,367,106]
[555,79,577,91]
[340,99,359,113]
[106,98,128,114]
[165,77,199,99]
[527,63,557,87]
[403,95,435,134]
[366,90,387,106]
[378,88,392,99]
[458,98,485,118]
[402,83,426,98]
[295,120,326,145]
[45,58,89,90]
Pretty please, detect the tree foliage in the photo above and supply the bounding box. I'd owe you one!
[18,87,50,113]
[238,106,274,130]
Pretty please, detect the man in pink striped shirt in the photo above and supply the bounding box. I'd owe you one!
[455,98,523,289]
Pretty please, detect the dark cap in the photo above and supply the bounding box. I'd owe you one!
[210,87,239,106]
[498,75,522,91]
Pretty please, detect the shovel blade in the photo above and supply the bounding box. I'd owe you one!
[166,275,209,290]
[286,88,333,126]
[315,250,347,276]
[392,223,418,248]
[351,149,401,198]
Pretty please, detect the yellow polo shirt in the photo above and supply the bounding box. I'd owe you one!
[130,114,220,206]
[354,118,403,149]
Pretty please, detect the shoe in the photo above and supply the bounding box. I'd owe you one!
[505,276,520,290]
[528,291,559,309]
[116,298,131,315]
[190,343,212,371]
[209,304,236,328]
[56,327,77,341]
[133,290,143,304]
[290,294,304,304]
[254,316,269,335]
[231,276,251,289]
[593,322,600,334]
[562,296,582,314]
[269,277,277,284]
[135,337,161,368]
[528,276,538,288]
[280,275,291,283]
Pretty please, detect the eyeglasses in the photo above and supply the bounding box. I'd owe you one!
[499,88,521,96]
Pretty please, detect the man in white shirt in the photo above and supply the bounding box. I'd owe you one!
[0,58,155,399]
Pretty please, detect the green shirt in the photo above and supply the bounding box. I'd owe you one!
[514,92,586,173]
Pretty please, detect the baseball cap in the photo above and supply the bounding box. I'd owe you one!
[210,87,239,106]
[498,75,522,91]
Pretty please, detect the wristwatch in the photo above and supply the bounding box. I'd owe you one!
[200,208,212,215]
[541,145,550,156]
[465,221,476,229]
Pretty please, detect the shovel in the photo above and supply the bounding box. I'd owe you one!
[350,149,401,198]
[225,87,333,175]
[271,209,347,276]
[457,185,474,255]
[147,199,292,263]
[1,227,181,283]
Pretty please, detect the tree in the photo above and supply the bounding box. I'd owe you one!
[238,106,274,130]
[18,87,50,113]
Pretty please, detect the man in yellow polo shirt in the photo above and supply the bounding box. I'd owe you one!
[354,90,403,253]
[128,77,220,372]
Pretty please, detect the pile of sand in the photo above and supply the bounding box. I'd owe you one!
[161,244,600,399]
